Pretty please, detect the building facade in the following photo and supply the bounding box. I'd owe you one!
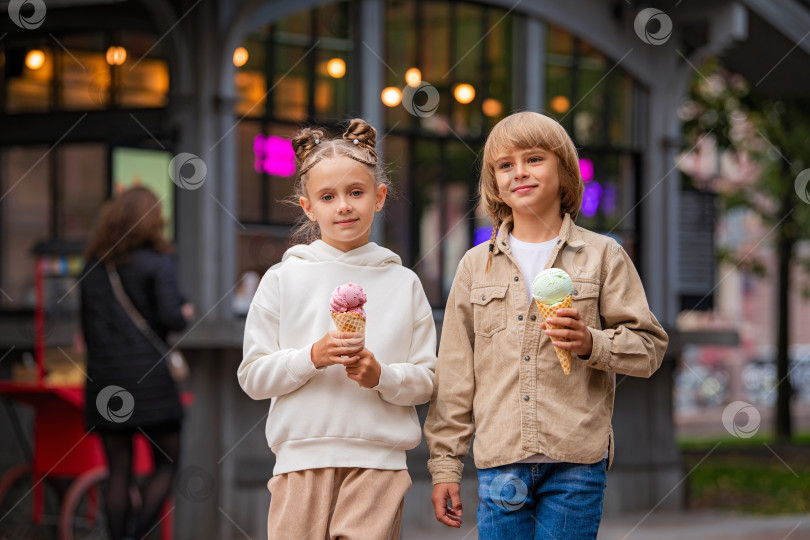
[2,0,808,537]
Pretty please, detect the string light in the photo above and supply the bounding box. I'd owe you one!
[233,47,249,67]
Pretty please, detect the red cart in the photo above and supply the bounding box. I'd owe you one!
[0,245,175,539]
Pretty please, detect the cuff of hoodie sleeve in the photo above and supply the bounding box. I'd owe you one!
[372,362,401,400]
[286,346,319,382]
[580,327,610,370]
[428,460,464,485]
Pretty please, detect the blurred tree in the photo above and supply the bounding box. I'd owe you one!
[680,58,810,442]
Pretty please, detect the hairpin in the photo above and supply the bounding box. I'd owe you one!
[353,139,359,145]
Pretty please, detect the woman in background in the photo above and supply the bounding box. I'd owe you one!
[81,186,193,540]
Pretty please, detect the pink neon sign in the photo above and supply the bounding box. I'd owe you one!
[254,135,296,177]
[579,158,594,183]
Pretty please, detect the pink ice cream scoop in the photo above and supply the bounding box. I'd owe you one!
[329,283,367,317]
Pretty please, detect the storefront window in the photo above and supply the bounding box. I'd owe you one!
[1,144,107,309]
[4,45,54,112]
[232,2,356,285]
[546,24,641,258]
[1,31,169,113]
[232,2,643,308]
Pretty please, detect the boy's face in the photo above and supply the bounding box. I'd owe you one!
[493,147,562,220]
[299,157,386,252]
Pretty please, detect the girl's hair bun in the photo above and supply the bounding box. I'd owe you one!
[291,127,325,164]
[342,119,377,160]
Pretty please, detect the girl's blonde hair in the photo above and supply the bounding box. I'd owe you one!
[480,111,584,270]
[290,118,389,244]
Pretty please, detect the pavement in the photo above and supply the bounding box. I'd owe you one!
[405,511,810,539]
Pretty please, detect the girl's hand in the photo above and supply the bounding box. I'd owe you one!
[541,307,593,357]
[344,348,381,388]
[310,331,364,369]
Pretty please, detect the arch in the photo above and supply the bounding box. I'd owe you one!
[460,0,665,89]
[218,0,337,98]
[138,0,194,100]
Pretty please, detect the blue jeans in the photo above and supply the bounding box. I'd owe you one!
[477,459,607,540]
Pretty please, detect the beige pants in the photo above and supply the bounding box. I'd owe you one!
[267,467,411,540]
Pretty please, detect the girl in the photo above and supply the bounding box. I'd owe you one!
[81,186,194,540]
[238,119,436,540]
[424,112,669,539]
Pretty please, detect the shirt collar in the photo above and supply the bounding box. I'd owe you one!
[492,213,584,255]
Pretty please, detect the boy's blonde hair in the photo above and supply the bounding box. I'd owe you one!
[480,111,584,270]
[290,118,389,244]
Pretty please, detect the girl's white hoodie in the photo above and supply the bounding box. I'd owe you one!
[239,240,437,475]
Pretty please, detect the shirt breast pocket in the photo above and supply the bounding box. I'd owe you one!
[573,280,600,328]
[470,284,508,338]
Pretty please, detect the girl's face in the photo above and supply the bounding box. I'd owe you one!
[299,157,387,252]
[493,146,561,219]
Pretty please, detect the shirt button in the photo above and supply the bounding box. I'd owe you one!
[523,395,530,401]
[482,295,486,301]
[514,276,519,282]
[524,355,530,361]
[530,315,537,321]
[518,315,524,321]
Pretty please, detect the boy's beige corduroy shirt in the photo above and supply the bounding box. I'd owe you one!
[425,214,669,484]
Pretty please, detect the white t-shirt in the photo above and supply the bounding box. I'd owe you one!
[509,234,558,304]
[509,234,562,464]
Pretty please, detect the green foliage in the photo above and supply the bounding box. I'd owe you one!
[686,452,810,514]
[682,57,810,290]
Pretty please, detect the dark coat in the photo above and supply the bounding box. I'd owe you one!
[80,248,187,431]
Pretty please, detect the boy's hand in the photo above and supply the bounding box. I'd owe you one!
[311,331,364,369]
[541,307,593,357]
[344,348,381,388]
[432,483,463,527]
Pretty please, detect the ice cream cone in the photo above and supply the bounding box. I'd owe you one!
[535,295,573,375]
[330,311,366,336]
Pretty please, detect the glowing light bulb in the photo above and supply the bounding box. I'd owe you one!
[106,46,127,66]
[381,87,402,107]
[454,84,475,104]
[233,47,249,68]
[482,98,503,117]
[327,58,346,78]
[25,49,45,70]
[405,68,421,87]
[550,95,570,114]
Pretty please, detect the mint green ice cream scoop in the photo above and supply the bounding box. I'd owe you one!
[531,268,575,304]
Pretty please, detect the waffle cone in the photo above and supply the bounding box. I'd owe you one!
[330,311,366,335]
[535,295,573,375]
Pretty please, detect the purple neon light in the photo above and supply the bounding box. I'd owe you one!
[474,226,492,246]
[254,134,296,177]
[580,181,602,217]
[579,158,594,183]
